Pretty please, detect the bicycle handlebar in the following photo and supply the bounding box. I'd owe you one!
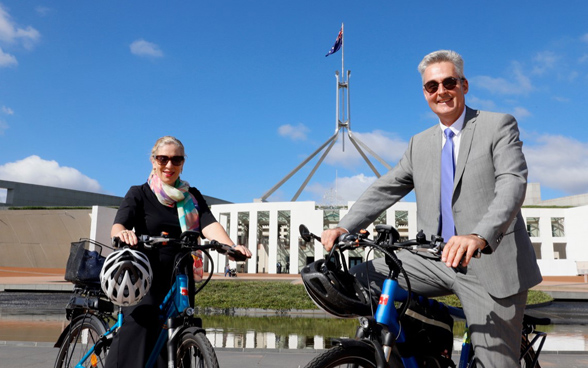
[113,230,248,262]
[301,224,481,260]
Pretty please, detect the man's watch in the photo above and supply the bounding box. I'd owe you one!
[472,233,492,254]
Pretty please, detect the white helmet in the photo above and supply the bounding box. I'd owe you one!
[100,249,153,306]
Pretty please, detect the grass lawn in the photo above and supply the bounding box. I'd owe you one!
[194,280,553,310]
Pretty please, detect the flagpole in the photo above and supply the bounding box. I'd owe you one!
[341,22,344,82]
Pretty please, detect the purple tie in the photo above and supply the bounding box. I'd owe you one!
[441,128,455,241]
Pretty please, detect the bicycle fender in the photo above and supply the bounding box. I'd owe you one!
[54,323,72,348]
[332,338,388,368]
[168,325,207,347]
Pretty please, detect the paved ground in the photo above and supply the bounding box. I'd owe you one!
[2,342,588,368]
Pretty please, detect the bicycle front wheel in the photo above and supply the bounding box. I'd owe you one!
[305,345,378,368]
[176,332,219,368]
[54,314,109,368]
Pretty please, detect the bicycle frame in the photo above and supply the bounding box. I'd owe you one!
[68,274,200,368]
[146,273,202,368]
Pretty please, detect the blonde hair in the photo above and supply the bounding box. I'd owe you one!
[150,136,185,157]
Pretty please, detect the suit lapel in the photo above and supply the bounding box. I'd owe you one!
[454,107,479,189]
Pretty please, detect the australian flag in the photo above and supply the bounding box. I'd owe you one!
[325,27,343,57]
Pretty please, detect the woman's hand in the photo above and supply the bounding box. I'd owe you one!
[230,244,252,260]
[112,225,138,247]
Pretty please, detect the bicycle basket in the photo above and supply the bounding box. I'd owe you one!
[64,239,109,284]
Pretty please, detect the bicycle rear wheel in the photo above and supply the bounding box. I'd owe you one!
[176,332,219,368]
[54,314,109,368]
[304,345,379,368]
[520,334,540,368]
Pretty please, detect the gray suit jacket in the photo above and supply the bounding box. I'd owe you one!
[339,107,542,298]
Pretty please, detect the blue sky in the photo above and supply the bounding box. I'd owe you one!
[1,1,587,205]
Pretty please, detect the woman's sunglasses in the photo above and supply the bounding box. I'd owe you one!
[423,77,464,94]
[153,155,185,166]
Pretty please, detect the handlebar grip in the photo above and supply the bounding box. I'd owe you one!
[228,249,247,262]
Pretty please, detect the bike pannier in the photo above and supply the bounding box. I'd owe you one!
[397,295,455,365]
[64,239,107,284]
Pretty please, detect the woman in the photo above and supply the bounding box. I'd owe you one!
[105,136,251,368]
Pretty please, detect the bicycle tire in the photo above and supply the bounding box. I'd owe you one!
[304,345,379,368]
[176,331,220,368]
[520,334,540,368]
[54,314,110,368]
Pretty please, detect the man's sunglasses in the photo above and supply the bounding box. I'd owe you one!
[153,155,185,166]
[423,77,464,94]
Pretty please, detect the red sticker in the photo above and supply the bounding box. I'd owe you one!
[378,295,389,305]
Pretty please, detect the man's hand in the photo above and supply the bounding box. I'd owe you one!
[321,227,348,252]
[441,234,486,267]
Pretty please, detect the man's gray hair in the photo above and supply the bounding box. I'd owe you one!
[418,50,465,81]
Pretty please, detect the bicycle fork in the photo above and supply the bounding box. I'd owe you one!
[374,278,420,368]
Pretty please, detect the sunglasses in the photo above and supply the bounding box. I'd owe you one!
[423,77,464,94]
[153,155,185,166]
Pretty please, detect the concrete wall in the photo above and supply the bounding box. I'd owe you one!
[0,209,92,268]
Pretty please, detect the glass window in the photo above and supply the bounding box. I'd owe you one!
[551,217,565,237]
[237,212,250,273]
[395,211,408,229]
[526,217,540,237]
[395,210,409,242]
[553,243,567,260]
[257,211,269,273]
[323,209,340,230]
[0,188,6,204]
[277,211,290,274]
[532,243,542,260]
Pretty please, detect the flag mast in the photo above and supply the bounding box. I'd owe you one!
[257,23,392,202]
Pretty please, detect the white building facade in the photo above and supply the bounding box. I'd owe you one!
[203,200,588,277]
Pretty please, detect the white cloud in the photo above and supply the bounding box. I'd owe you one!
[524,134,588,196]
[306,173,377,204]
[324,130,406,169]
[2,106,13,115]
[35,6,51,17]
[278,123,309,141]
[512,107,531,119]
[581,33,588,44]
[467,96,497,111]
[130,39,163,58]
[0,156,103,193]
[0,47,17,67]
[532,51,558,75]
[553,96,570,103]
[0,119,7,134]
[0,4,40,49]
[472,61,533,95]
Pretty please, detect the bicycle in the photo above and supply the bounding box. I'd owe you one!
[299,224,549,368]
[53,230,246,368]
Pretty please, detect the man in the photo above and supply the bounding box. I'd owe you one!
[321,50,542,367]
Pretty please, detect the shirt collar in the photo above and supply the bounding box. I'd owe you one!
[438,108,466,135]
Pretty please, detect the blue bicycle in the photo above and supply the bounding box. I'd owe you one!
[299,224,549,368]
[54,230,245,368]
